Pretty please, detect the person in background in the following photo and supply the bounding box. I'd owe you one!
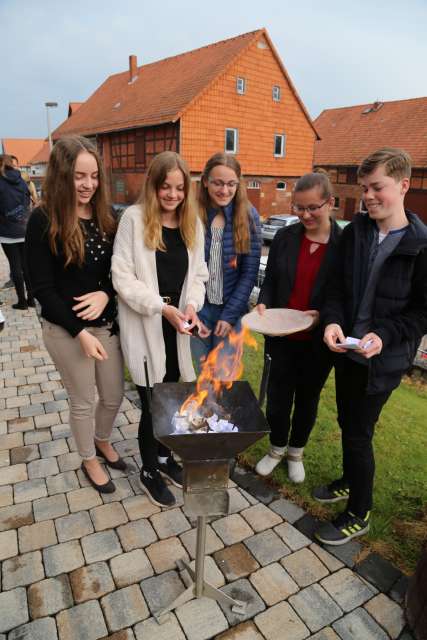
[21,171,38,209]
[255,171,342,483]
[25,136,125,494]
[112,151,208,508]
[191,153,261,367]
[315,148,427,545]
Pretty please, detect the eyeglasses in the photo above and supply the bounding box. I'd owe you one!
[292,199,330,215]
[208,178,239,189]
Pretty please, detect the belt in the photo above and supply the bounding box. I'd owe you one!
[160,293,180,305]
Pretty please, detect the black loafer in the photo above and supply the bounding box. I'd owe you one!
[81,463,116,493]
[95,443,128,471]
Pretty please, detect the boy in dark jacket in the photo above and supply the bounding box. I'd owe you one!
[314,148,427,545]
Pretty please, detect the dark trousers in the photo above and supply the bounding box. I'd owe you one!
[1,242,32,304]
[335,357,392,517]
[266,337,332,449]
[136,317,180,471]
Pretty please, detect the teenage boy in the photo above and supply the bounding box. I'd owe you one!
[314,147,427,545]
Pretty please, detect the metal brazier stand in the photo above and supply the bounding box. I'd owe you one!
[151,381,269,622]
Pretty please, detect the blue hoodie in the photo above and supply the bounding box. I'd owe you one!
[0,169,31,239]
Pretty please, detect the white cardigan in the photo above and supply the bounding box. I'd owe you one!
[112,205,208,386]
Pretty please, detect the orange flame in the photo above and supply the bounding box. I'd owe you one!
[180,325,257,416]
[229,256,238,269]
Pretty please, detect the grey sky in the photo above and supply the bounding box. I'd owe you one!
[1,0,426,138]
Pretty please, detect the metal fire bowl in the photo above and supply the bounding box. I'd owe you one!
[152,381,269,461]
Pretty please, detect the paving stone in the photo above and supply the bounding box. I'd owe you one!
[34,493,69,521]
[90,502,128,531]
[389,574,410,605]
[101,477,133,503]
[39,438,69,458]
[212,513,254,545]
[187,554,225,588]
[176,597,228,640]
[274,521,311,550]
[10,444,40,464]
[18,520,57,552]
[114,437,139,458]
[27,457,59,479]
[46,470,79,495]
[81,529,123,563]
[215,621,264,639]
[150,507,191,539]
[7,394,31,408]
[134,613,185,640]
[14,478,47,503]
[228,487,251,513]
[0,463,27,486]
[101,631,135,640]
[356,552,402,592]
[333,607,389,639]
[18,384,41,395]
[145,536,189,573]
[8,617,58,640]
[24,428,51,444]
[70,562,115,603]
[2,550,45,589]
[140,569,185,615]
[289,583,343,633]
[117,518,158,551]
[0,448,9,467]
[219,578,266,626]
[364,593,405,639]
[0,501,33,531]
[309,542,345,572]
[19,403,44,418]
[322,538,362,568]
[55,510,94,541]
[269,497,307,524]
[51,423,72,439]
[321,567,376,611]
[57,600,108,640]
[34,412,61,429]
[281,547,329,587]
[110,549,154,587]
[67,486,103,511]
[43,539,84,576]
[101,584,149,631]
[9,417,36,434]
[0,587,29,633]
[0,432,23,449]
[57,451,81,471]
[250,562,299,605]
[232,465,278,505]
[244,529,290,566]
[120,495,159,521]
[240,503,282,532]
[254,601,309,640]
[28,575,74,618]
[0,485,13,507]
[0,529,18,560]
[180,522,224,559]
[214,542,260,581]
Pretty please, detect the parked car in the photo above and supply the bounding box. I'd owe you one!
[249,255,268,307]
[261,214,299,244]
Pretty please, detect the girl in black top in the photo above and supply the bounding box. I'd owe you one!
[26,136,125,493]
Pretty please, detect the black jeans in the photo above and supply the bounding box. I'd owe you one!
[266,337,332,449]
[335,357,392,517]
[1,242,31,304]
[136,316,180,471]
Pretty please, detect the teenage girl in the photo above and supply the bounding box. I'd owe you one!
[25,136,125,493]
[255,172,342,483]
[112,151,208,508]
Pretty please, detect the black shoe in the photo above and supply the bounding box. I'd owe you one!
[95,443,127,471]
[312,479,350,503]
[27,298,36,308]
[315,510,371,546]
[140,469,176,507]
[81,463,116,494]
[158,456,183,488]
[12,302,28,310]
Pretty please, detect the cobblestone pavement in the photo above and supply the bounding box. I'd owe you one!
[0,254,414,640]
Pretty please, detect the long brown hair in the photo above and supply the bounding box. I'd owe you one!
[199,153,252,254]
[138,151,196,251]
[42,136,115,266]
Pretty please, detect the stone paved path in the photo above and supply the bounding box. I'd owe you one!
[0,253,415,640]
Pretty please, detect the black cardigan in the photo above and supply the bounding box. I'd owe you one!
[25,207,116,337]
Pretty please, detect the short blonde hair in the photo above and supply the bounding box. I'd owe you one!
[358,147,412,181]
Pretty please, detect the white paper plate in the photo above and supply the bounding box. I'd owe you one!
[241,308,314,337]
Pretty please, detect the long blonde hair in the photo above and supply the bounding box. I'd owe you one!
[199,153,252,254]
[42,136,115,267]
[138,151,196,251]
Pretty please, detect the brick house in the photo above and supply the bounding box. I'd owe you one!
[1,139,45,173]
[314,97,427,223]
[52,29,317,217]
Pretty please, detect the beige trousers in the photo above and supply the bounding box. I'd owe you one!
[42,320,124,460]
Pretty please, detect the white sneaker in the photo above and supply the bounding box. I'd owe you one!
[255,446,286,477]
[287,447,305,483]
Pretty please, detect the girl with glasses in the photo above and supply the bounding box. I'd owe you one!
[255,171,342,483]
[192,153,261,366]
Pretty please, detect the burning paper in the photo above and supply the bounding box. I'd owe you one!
[172,411,238,434]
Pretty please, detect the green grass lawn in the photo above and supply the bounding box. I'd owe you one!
[240,335,427,573]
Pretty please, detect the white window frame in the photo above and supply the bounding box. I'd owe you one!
[225,128,238,154]
[236,77,246,95]
[247,180,260,189]
[276,181,287,190]
[274,134,286,158]
[272,85,281,102]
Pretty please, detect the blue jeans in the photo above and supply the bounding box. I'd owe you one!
[191,301,241,374]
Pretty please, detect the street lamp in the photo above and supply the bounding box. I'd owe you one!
[45,102,58,150]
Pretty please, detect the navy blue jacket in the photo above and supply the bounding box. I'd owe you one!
[0,169,30,239]
[204,202,261,325]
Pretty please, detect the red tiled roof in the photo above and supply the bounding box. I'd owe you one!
[53,29,316,139]
[314,96,427,167]
[1,138,45,166]
[68,102,83,117]
[29,141,50,165]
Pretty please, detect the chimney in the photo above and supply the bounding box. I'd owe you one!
[129,55,138,83]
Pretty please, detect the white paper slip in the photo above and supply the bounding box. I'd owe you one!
[337,337,373,350]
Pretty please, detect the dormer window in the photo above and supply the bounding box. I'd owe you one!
[236,77,246,95]
[272,85,281,102]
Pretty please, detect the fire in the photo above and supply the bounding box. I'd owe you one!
[180,325,257,416]
[229,256,237,269]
